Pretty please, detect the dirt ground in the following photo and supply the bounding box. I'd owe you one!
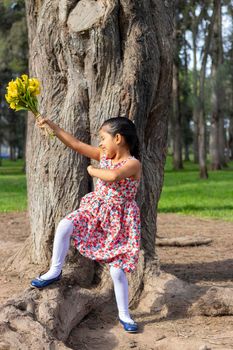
[1,212,233,349]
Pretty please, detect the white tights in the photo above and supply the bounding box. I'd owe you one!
[40,218,73,280]
[40,218,134,323]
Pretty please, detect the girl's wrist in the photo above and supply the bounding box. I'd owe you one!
[87,165,95,177]
[46,119,59,134]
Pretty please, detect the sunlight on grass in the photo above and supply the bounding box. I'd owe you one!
[0,160,27,212]
[159,156,233,221]
[1,157,233,221]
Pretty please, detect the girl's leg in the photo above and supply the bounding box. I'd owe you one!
[110,266,135,324]
[40,218,73,280]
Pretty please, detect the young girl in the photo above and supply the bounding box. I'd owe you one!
[31,116,141,333]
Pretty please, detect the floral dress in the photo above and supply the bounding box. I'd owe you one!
[65,153,141,273]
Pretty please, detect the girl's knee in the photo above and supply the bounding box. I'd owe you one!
[57,218,74,235]
[110,266,125,282]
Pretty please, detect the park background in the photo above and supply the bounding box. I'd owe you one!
[0,0,233,220]
[1,1,233,350]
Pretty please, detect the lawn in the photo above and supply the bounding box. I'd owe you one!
[1,157,233,221]
[0,159,27,212]
[158,156,233,221]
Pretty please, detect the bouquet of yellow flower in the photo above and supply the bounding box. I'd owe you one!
[5,74,54,138]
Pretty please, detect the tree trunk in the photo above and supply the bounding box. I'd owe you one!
[219,116,227,166]
[172,9,183,170]
[182,30,192,163]
[197,6,217,179]
[229,112,233,160]
[9,145,17,161]
[210,0,225,170]
[1,0,174,345]
[191,6,206,165]
[172,61,183,169]
[192,26,199,164]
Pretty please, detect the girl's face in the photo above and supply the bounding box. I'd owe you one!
[98,126,120,158]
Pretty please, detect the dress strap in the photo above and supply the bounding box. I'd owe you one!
[116,155,134,165]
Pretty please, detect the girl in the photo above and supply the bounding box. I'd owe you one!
[31,116,141,333]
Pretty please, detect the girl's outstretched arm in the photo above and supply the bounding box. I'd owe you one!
[87,159,141,182]
[37,117,101,161]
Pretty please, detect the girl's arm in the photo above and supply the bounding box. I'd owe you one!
[38,118,101,161]
[87,159,141,182]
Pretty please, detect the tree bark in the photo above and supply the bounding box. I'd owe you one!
[219,114,227,167]
[172,8,183,170]
[210,0,225,170]
[1,0,174,344]
[192,18,199,164]
[229,112,233,160]
[182,30,192,163]
[197,6,216,179]
[191,5,207,165]
[172,61,183,169]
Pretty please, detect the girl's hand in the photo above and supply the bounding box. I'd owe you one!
[87,165,95,177]
[35,116,56,138]
[36,116,49,129]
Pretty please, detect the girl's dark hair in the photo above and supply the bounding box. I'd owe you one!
[100,117,141,160]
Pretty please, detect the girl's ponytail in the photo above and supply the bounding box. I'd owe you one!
[129,133,141,160]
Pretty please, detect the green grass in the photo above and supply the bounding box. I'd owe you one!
[1,157,233,222]
[0,159,27,212]
[159,156,233,221]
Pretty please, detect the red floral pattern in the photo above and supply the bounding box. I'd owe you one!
[65,153,141,272]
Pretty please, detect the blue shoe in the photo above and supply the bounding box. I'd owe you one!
[30,271,62,289]
[119,318,138,333]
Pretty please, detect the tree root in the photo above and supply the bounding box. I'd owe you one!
[0,275,113,349]
[2,270,233,348]
[137,271,233,318]
[156,236,212,247]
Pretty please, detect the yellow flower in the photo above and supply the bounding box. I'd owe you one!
[10,102,16,109]
[21,74,29,82]
[7,89,18,98]
[28,78,40,96]
[5,94,11,103]
[7,80,18,92]
[16,77,26,94]
[5,74,42,116]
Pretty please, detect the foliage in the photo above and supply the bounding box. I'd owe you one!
[0,0,28,161]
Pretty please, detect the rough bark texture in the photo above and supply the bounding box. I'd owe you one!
[1,0,174,346]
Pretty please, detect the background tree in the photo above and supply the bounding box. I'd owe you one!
[172,3,183,170]
[190,2,207,164]
[224,3,233,160]
[171,1,232,175]
[210,0,225,169]
[0,0,28,162]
